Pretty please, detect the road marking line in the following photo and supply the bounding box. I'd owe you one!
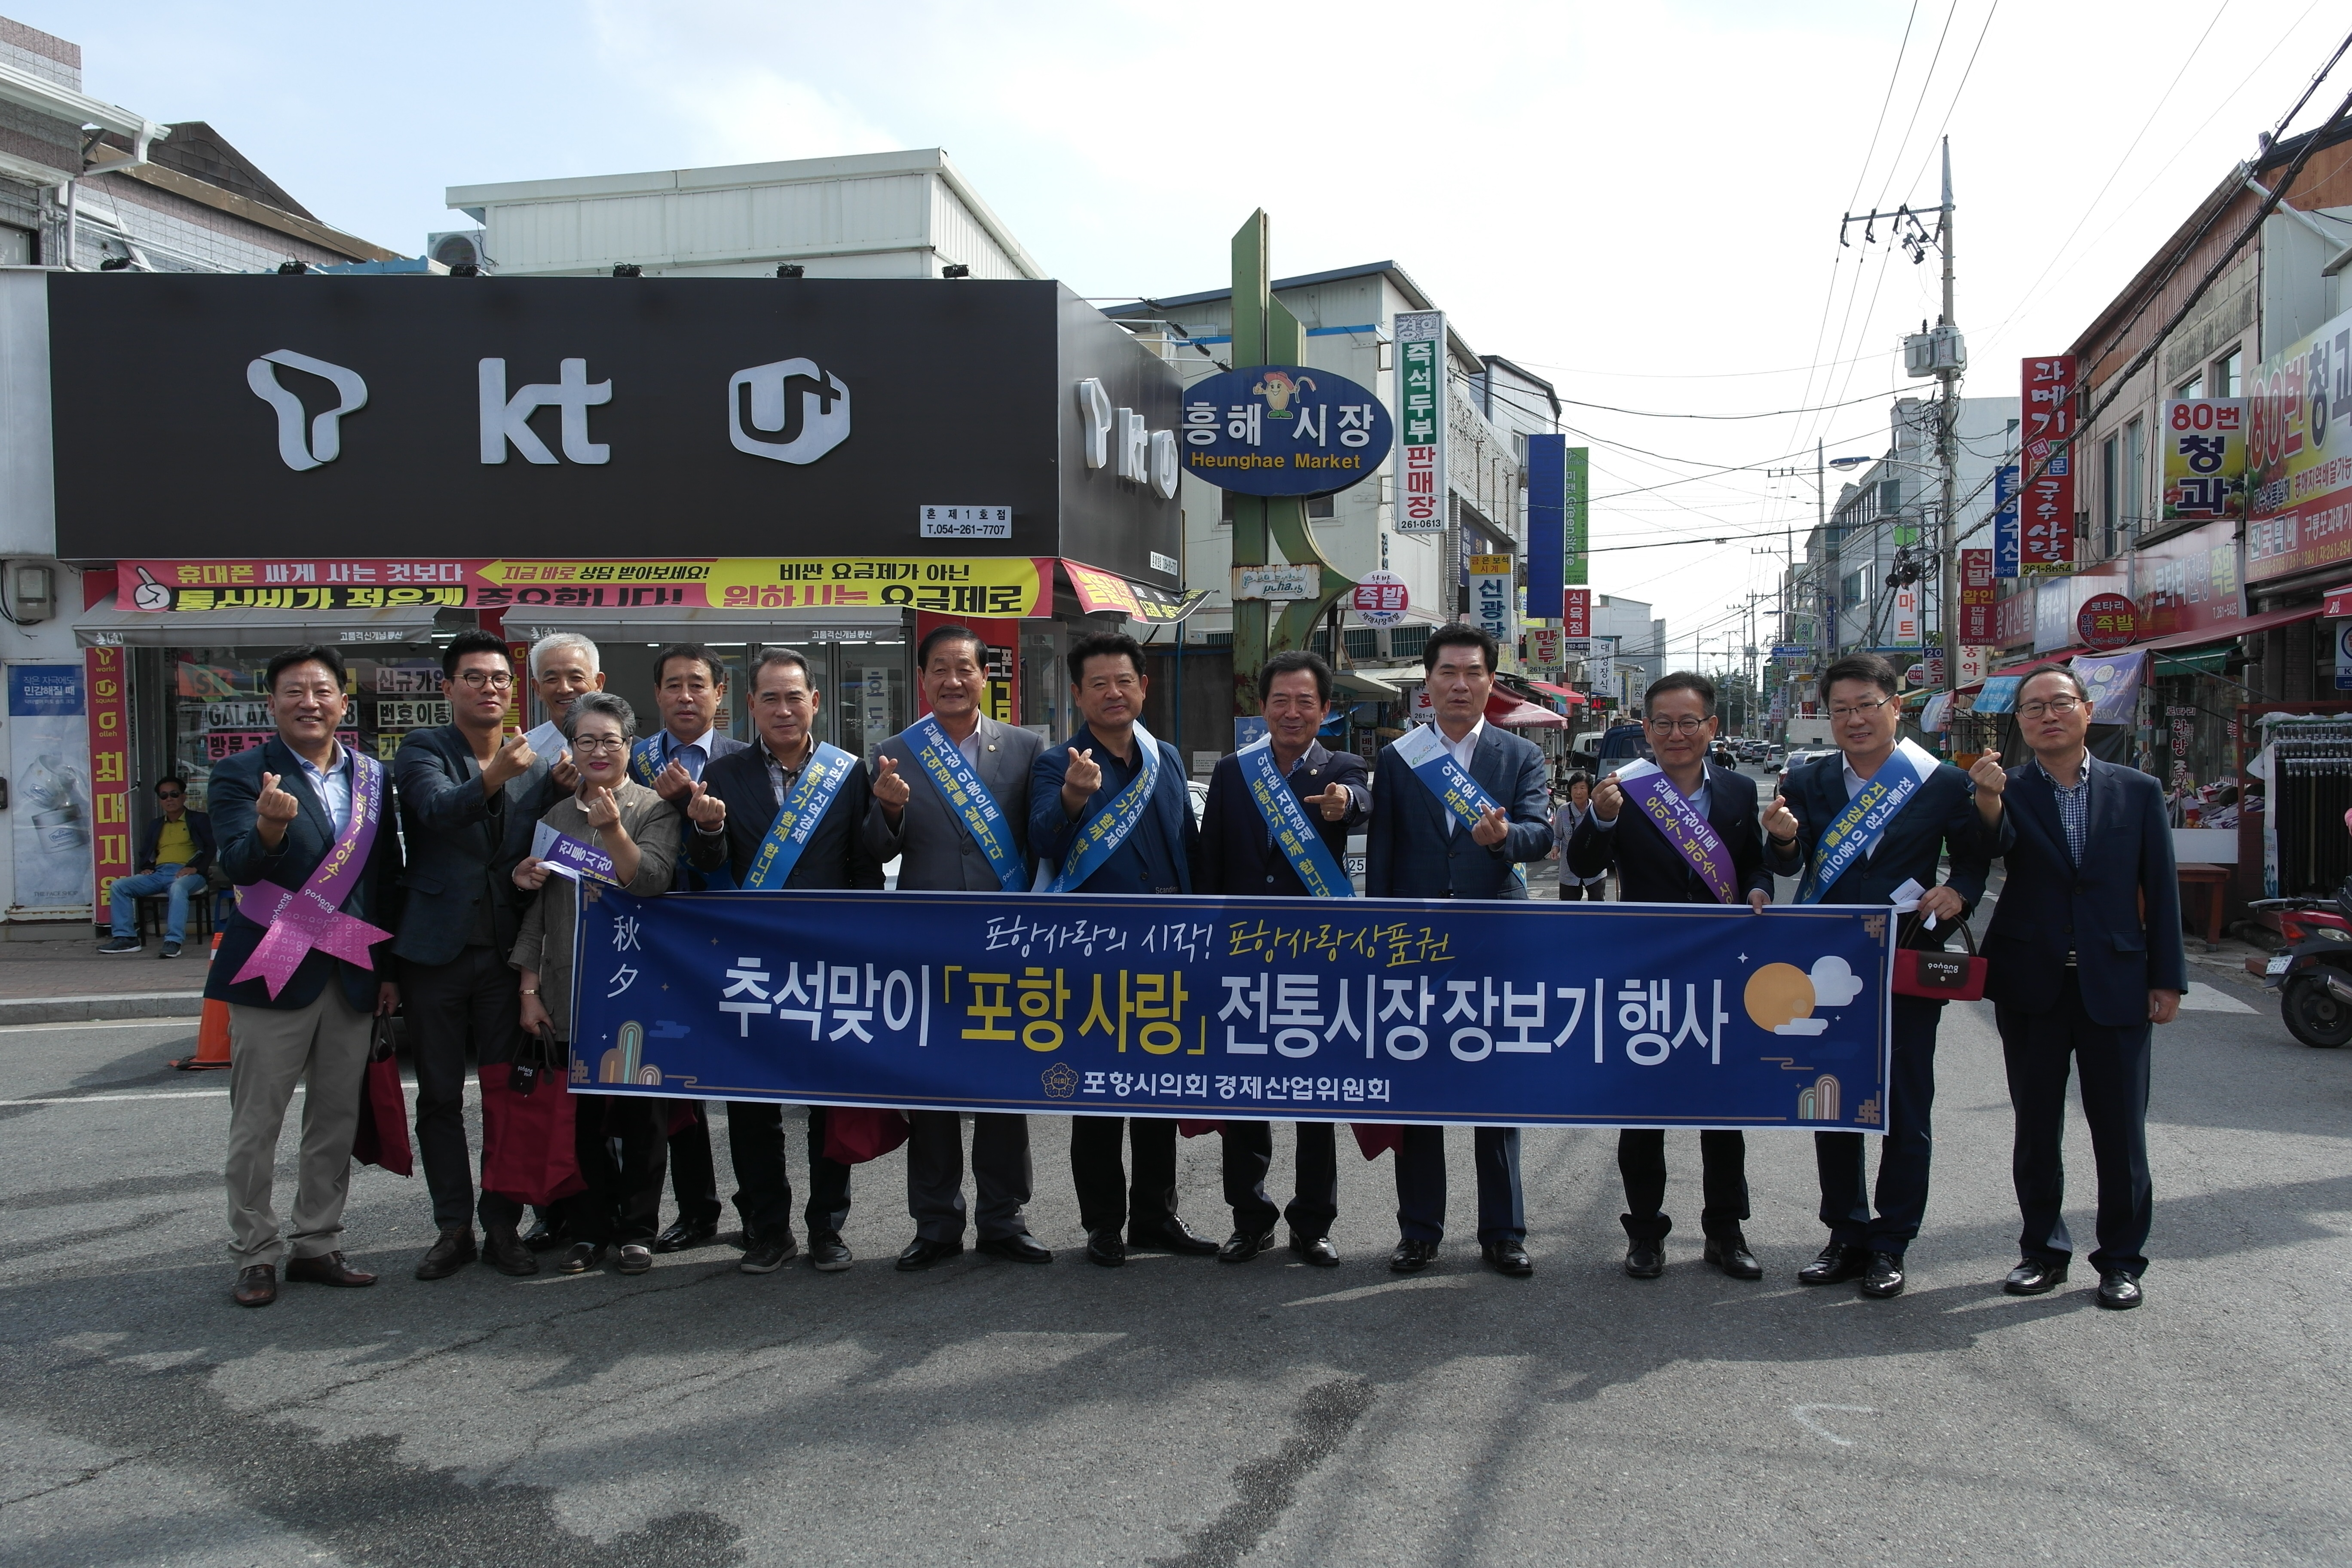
[1791,1403,1876,1446]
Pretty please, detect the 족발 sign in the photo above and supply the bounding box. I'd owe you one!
[1350,570,1409,627]
[2077,591,2136,651]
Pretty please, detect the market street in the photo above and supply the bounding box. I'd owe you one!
[1,951,2343,1568]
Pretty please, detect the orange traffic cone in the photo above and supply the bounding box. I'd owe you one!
[170,932,232,1071]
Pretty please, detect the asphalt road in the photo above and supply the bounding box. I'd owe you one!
[0,943,2344,1566]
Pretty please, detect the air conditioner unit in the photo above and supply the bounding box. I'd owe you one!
[1902,323,1966,378]
[426,229,489,273]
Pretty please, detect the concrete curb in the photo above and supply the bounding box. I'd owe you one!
[0,992,205,1025]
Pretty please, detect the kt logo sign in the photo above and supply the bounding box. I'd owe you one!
[729,358,851,464]
[247,350,368,471]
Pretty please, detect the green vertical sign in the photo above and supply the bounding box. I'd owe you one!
[1564,446,1589,586]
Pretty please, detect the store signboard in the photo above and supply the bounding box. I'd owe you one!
[1959,550,1995,642]
[1178,364,1392,496]
[8,662,98,918]
[2032,563,2129,653]
[2160,398,2248,523]
[2134,517,2242,640]
[2337,622,2352,692]
[1061,560,1209,625]
[48,274,1181,583]
[1890,586,1921,646]
[1393,311,1448,533]
[1564,588,1590,640]
[1565,447,1589,586]
[1350,570,1409,627]
[1232,564,1320,601]
[2020,356,2078,576]
[1527,626,1567,672]
[1956,646,1990,686]
[2076,591,2137,650]
[1993,463,2021,578]
[1467,554,1515,658]
[2246,304,2352,583]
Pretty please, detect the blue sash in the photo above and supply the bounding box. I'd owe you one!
[1795,738,1940,904]
[628,737,663,787]
[904,714,1027,894]
[1237,737,1354,899]
[1390,723,1502,831]
[1046,720,1165,894]
[531,819,622,887]
[743,741,860,891]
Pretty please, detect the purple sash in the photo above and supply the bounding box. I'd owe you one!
[232,750,393,998]
[1614,760,1737,904]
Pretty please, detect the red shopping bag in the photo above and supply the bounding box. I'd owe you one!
[820,1105,910,1164]
[1351,1124,1404,1161]
[480,1029,585,1206]
[1176,1120,1224,1138]
[350,1016,413,1176]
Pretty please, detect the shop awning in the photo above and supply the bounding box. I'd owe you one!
[1488,691,1568,728]
[500,605,905,645]
[2326,583,2352,618]
[1060,560,1209,625]
[2135,602,2318,654]
[1527,680,1588,707]
[75,603,441,647]
[1330,668,1401,699]
[1974,675,2022,714]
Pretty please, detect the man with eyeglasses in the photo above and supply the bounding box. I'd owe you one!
[98,775,215,959]
[1971,663,2181,1311]
[1761,652,1997,1300]
[1569,671,1771,1282]
[392,628,566,1282]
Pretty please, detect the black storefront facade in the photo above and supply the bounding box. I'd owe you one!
[48,273,1185,909]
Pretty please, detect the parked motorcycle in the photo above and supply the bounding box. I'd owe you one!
[2255,881,2352,1047]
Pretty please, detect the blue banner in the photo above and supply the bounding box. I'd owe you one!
[1525,433,1565,620]
[566,890,1895,1132]
[1993,462,2021,579]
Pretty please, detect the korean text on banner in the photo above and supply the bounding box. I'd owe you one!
[9,663,99,918]
[84,651,130,919]
[2162,399,2247,524]
[567,889,1894,1132]
[1993,463,2021,579]
[1467,554,1515,660]
[2247,306,2352,583]
[1959,550,1995,643]
[1565,447,1589,587]
[2020,356,2078,577]
[1393,312,1447,535]
[1564,588,1590,640]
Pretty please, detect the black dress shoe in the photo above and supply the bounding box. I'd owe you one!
[521,1219,564,1253]
[977,1232,1052,1264]
[556,1241,606,1274]
[1389,1238,1439,1273]
[1704,1236,1764,1281]
[1482,1240,1534,1277]
[1797,1241,1869,1286]
[614,1244,653,1276]
[414,1228,477,1281]
[808,1232,852,1272]
[1131,1217,1219,1256]
[2096,1271,2143,1310]
[233,1263,277,1307]
[1219,1227,1277,1263]
[896,1237,965,1272]
[653,1218,719,1254]
[285,1250,377,1288]
[1085,1229,1126,1268]
[740,1232,799,1274]
[484,1225,539,1277]
[1859,1250,1905,1298]
[2003,1259,2069,1295]
[1623,1239,1665,1279]
[1290,1232,1340,1267]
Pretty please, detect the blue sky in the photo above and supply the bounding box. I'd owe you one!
[35,1,2349,654]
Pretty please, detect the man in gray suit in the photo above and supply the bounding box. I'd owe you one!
[866,625,1051,1271]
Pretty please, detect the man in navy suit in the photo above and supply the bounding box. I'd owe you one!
[1198,650,1369,1268]
[1762,652,1997,1299]
[210,646,403,1308]
[1029,630,1210,1268]
[393,628,567,1283]
[1570,670,1771,1282]
[1973,663,2183,1311]
[1365,622,1553,1277]
[686,647,882,1277]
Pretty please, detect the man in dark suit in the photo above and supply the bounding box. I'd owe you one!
[1365,622,1553,1277]
[1198,649,1368,1268]
[866,624,1050,1271]
[210,646,402,1308]
[1762,651,1997,1300]
[1974,662,2183,1310]
[631,643,749,1255]
[1571,670,1771,1282]
[393,628,563,1281]
[1029,629,1210,1268]
[686,646,882,1275]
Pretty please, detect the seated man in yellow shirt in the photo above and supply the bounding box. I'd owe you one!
[100,775,217,959]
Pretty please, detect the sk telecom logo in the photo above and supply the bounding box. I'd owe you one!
[247,350,368,471]
[729,358,850,463]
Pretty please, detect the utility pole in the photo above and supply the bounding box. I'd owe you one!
[1936,138,1960,701]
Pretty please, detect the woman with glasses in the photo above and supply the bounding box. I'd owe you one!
[1548,772,1604,900]
[510,691,681,1276]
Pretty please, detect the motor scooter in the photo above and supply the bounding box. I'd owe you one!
[2256,879,2352,1047]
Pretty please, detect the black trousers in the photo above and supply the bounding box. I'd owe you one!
[1618,1128,1749,1242]
[725,1102,852,1241]
[1394,1125,1524,1244]
[1222,1121,1338,1238]
[667,1100,722,1226]
[404,945,523,1233]
[1558,881,1597,901]
[907,1110,1033,1242]
[1995,971,2153,1275]
[560,1092,669,1246]
[1071,1116,1179,1238]
[1815,993,1942,1256]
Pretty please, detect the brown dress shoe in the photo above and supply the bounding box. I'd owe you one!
[233,1263,278,1308]
[484,1224,539,1277]
[285,1251,377,1288]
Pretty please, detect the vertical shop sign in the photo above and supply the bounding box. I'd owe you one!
[1467,554,1515,661]
[1565,447,1589,586]
[1993,463,2021,579]
[1959,549,1995,642]
[1524,435,1564,619]
[85,651,131,920]
[2160,398,2248,523]
[1393,311,1447,534]
[2020,356,2077,576]
[1563,588,1590,640]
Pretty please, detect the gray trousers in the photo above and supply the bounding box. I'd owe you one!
[225,986,372,1266]
[906,1110,1032,1242]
